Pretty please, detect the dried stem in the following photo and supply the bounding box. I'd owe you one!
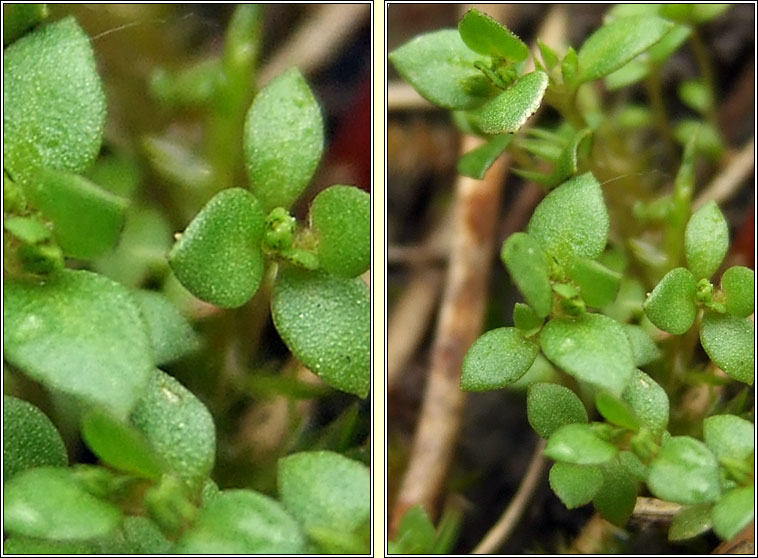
[568,513,623,554]
[388,81,435,111]
[694,137,755,210]
[631,497,682,523]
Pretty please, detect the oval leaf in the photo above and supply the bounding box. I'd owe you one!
[478,71,548,134]
[549,462,603,509]
[721,266,754,318]
[461,327,539,391]
[648,436,721,505]
[310,185,370,278]
[501,232,553,318]
[527,382,588,439]
[643,267,697,334]
[622,324,662,367]
[700,312,754,384]
[685,201,729,279]
[544,423,618,465]
[592,459,638,526]
[668,504,713,541]
[458,134,513,180]
[703,414,754,461]
[272,268,370,398]
[3,17,106,180]
[4,270,153,419]
[567,257,621,308]
[595,392,640,431]
[244,68,323,211]
[458,8,529,61]
[622,369,669,433]
[169,188,265,309]
[131,290,199,365]
[711,486,754,541]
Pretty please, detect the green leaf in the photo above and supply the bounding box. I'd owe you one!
[622,325,662,366]
[120,516,173,554]
[389,29,495,110]
[648,24,692,63]
[544,423,618,465]
[685,201,729,279]
[244,68,324,211]
[3,537,95,555]
[527,382,588,439]
[310,185,370,278]
[690,4,731,22]
[549,462,603,508]
[648,436,721,504]
[272,268,370,398]
[457,134,513,179]
[668,503,713,541]
[700,312,754,384]
[605,59,649,91]
[3,4,48,45]
[679,79,712,115]
[603,277,646,323]
[592,459,638,526]
[389,505,436,554]
[178,490,306,554]
[3,17,106,180]
[721,266,754,318]
[527,172,609,265]
[130,369,216,488]
[4,467,122,540]
[508,353,557,390]
[674,119,725,160]
[278,451,369,532]
[618,450,648,482]
[4,270,153,419]
[458,8,529,61]
[537,40,560,70]
[513,303,544,336]
[23,168,127,260]
[711,486,754,541]
[643,267,697,334]
[545,128,593,189]
[703,414,754,461]
[540,313,634,396]
[501,232,553,318]
[3,395,67,480]
[567,257,621,308]
[131,290,199,365]
[595,392,640,431]
[4,216,52,244]
[169,188,265,309]
[622,369,669,433]
[478,71,548,134]
[576,15,673,83]
[461,327,539,391]
[561,47,579,85]
[85,149,141,199]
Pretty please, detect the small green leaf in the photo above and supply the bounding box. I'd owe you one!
[527,173,609,265]
[130,369,216,488]
[648,436,721,504]
[458,8,529,61]
[4,216,52,244]
[711,486,754,541]
[501,232,553,318]
[567,257,621,308]
[244,68,324,211]
[576,15,673,83]
[685,201,729,279]
[478,71,548,134]
[457,134,513,179]
[4,467,122,540]
[561,47,579,85]
[310,185,370,278]
[592,459,638,526]
[178,490,306,554]
[131,290,199,365]
[595,392,640,431]
[622,325,662,366]
[674,119,725,160]
[23,168,127,260]
[703,415,754,461]
[3,4,48,45]
[700,312,754,384]
[513,303,544,336]
[544,423,618,465]
[3,537,95,555]
[648,24,692,63]
[622,369,669,433]
[721,266,754,318]
[3,17,106,180]
[4,270,153,419]
[603,277,646,323]
[461,327,539,391]
[278,451,369,532]
[668,504,713,541]
[605,59,649,91]
[549,462,603,508]
[120,516,173,554]
[272,268,370,398]
[537,40,560,70]
[540,313,634,396]
[678,79,712,115]
[690,4,731,22]
[545,128,593,188]
[390,505,436,554]
[169,188,265,309]
[3,395,67,480]
[527,382,588,439]
[643,267,697,334]
[389,29,495,110]
[508,353,557,390]
[618,450,648,482]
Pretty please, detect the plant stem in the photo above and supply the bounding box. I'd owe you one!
[690,27,719,129]
[645,67,678,166]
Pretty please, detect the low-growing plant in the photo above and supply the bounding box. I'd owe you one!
[389,4,753,553]
[4,5,369,554]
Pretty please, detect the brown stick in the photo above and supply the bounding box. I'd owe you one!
[694,137,755,210]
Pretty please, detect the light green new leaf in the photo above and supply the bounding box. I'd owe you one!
[169,188,265,309]
[131,290,199,365]
[3,395,67,480]
[513,303,543,336]
[310,185,370,278]
[458,8,529,61]
[4,270,153,419]
[674,119,725,160]
[278,451,369,532]
[595,392,640,431]
[643,267,697,334]
[501,232,553,318]
[593,460,638,527]
[648,24,692,63]
[549,462,603,509]
[461,327,539,391]
[457,134,513,179]
[605,59,649,91]
[679,80,712,115]
[721,266,754,318]
[527,383,588,439]
[703,414,754,461]
[700,312,754,384]
[622,369,669,433]
[527,173,609,265]
[4,467,122,541]
[478,71,548,134]
[244,68,323,211]
[622,325,662,367]
[390,505,437,554]
[668,504,713,541]
[389,29,494,110]
[711,486,754,541]
[685,201,729,279]
[690,4,731,23]
[648,436,721,504]
[567,257,621,308]
[272,268,370,398]
[577,15,673,83]
[4,17,106,180]
[540,313,634,396]
[544,423,617,465]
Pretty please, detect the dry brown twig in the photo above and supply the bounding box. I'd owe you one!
[694,137,755,210]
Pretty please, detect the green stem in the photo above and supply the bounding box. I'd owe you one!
[645,67,678,166]
[689,28,718,128]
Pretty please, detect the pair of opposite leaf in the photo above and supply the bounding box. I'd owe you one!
[168,68,370,398]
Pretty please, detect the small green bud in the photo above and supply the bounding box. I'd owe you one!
[263,207,297,252]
